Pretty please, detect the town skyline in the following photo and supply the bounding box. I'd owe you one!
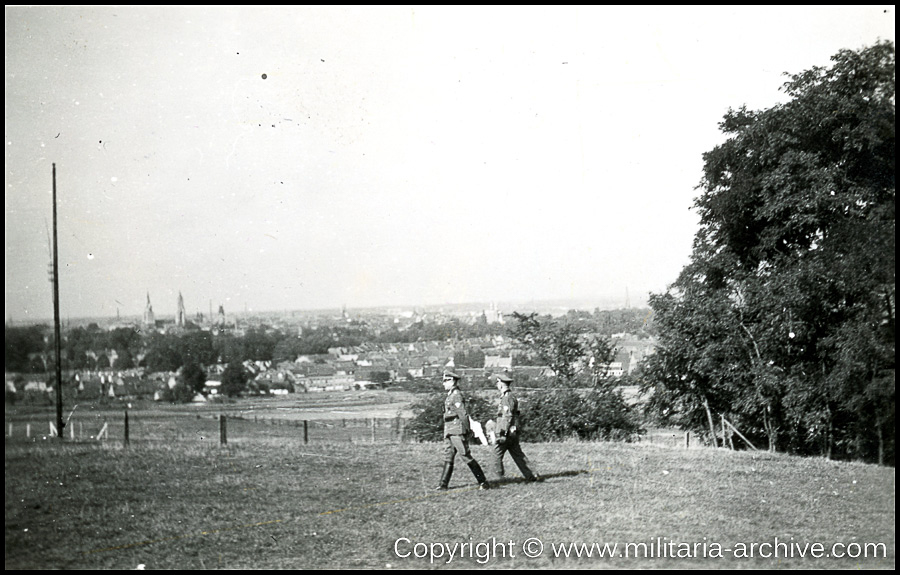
[6,289,646,327]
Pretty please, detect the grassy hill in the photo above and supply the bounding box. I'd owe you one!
[5,434,894,569]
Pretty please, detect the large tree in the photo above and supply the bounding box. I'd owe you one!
[644,42,895,463]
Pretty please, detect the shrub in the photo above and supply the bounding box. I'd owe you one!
[161,382,196,404]
[517,388,644,442]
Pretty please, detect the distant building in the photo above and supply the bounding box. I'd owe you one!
[176,292,186,328]
[484,302,504,324]
[142,293,156,329]
[484,355,513,369]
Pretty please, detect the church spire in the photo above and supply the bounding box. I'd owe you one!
[176,291,186,327]
[143,292,155,328]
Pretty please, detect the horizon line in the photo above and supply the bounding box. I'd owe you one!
[6,295,652,327]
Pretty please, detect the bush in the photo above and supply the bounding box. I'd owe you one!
[17,389,54,407]
[517,388,644,442]
[160,382,196,404]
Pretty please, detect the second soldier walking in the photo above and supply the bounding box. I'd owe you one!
[493,372,540,482]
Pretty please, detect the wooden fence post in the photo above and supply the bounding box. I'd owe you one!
[684,431,690,448]
[303,420,308,445]
[723,418,758,451]
[220,414,227,445]
[124,409,129,448]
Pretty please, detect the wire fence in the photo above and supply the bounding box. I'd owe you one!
[4,411,414,446]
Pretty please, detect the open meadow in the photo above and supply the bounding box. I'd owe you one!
[5,400,895,569]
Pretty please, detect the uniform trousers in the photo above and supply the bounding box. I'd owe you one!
[443,434,475,465]
[493,433,535,479]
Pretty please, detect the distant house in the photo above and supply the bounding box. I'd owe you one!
[458,367,489,383]
[332,360,356,375]
[404,358,425,378]
[23,379,50,392]
[484,355,513,370]
[599,362,625,378]
[510,366,556,380]
[354,380,384,390]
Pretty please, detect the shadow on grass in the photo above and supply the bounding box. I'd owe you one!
[445,468,589,490]
[495,468,588,487]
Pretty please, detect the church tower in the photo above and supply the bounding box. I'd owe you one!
[176,292,186,327]
[142,292,156,329]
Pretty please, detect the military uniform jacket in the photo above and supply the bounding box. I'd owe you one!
[496,390,519,437]
[443,388,471,437]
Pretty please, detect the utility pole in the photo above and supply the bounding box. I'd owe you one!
[52,163,64,438]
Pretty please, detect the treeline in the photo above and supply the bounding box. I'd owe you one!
[3,323,369,374]
[641,42,895,465]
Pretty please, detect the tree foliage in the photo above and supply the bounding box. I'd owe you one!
[4,325,48,373]
[220,362,249,397]
[643,42,895,464]
[507,312,617,387]
[162,361,208,404]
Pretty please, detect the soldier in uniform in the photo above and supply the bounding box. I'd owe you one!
[436,370,490,490]
[493,372,540,482]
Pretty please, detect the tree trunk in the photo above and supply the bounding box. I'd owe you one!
[764,405,777,453]
[876,422,884,466]
[703,396,718,448]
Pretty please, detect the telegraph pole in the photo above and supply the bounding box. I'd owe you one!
[52,163,64,438]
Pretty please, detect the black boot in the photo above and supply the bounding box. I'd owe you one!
[468,461,490,489]
[436,462,453,490]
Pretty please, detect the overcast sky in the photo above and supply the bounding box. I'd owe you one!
[5,6,895,322]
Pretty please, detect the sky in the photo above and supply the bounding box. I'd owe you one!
[5,6,895,322]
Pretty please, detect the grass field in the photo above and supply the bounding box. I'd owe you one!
[5,416,895,569]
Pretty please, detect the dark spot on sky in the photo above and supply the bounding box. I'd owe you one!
[261,73,267,79]
[321,59,325,62]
